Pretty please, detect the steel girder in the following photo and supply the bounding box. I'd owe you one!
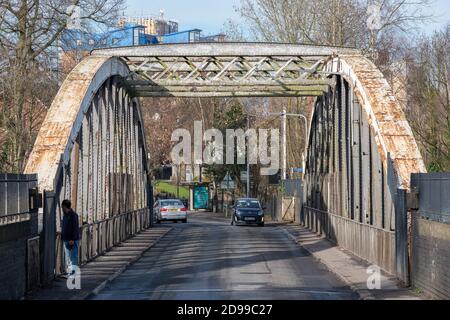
[24,43,426,227]
[24,56,149,223]
[91,43,360,98]
[304,54,426,231]
[303,54,426,275]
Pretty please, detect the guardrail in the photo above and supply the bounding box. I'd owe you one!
[0,212,32,226]
[303,206,396,275]
[411,173,450,224]
[0,173,38,221]
[55,208,151,274]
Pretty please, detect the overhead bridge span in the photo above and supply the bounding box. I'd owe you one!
[24,42,425,282]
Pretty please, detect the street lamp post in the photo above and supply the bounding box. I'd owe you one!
[284,112,308,176]
[245,110,309,179]
[281,109,287,180]
[246,115,250,198]
[266,111,308,179]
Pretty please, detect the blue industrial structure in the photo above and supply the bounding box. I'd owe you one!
[61,23,225,53]
[61,23,160,52]
[162,29,202,44]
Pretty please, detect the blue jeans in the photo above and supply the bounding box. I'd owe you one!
[64,240,79,274]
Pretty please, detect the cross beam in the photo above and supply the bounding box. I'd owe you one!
[92,43,359,98]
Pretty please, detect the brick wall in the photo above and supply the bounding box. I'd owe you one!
[411,213,450,299]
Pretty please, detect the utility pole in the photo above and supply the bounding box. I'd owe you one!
[176,164,181,198]
[281,108,287,180]
[246,115,250,198]
[246,110,308,180]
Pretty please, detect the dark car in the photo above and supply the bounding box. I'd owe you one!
[231,198,265,227]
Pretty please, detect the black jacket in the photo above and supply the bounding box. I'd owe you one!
[62,209,80,241]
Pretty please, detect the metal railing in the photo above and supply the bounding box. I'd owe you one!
[411,172,450,224]
[303,206,396,274]
[0,173,38,220]
[0,211,32,226]
[55,208,151,274]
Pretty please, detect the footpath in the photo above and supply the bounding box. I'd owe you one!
[26,226,171,300]
[281,224,425,300]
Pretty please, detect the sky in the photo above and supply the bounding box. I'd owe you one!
[125,0,449,36]
[125,0,240,35]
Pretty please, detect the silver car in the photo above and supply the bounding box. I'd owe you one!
[154,199,188,223]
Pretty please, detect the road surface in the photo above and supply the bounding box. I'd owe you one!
[92,214,358,300]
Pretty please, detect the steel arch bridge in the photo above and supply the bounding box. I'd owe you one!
[24,42,425,275]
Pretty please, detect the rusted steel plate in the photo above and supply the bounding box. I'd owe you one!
[326,55,426,189]
[24,56,130,191]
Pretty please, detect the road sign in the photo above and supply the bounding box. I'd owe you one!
[220,180,235,189]
[220,172,235,189]
[292,168,304,173]
[223,172,232,182]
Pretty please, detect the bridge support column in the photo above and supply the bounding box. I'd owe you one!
[395,188,409,286]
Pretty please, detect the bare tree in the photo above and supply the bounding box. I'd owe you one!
[228,0,434,49]
[405,25,450,171]
[0,0,125,172]
[226,0,437,162]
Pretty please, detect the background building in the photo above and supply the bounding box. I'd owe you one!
[58,11,227,74]
[118,15,179,36]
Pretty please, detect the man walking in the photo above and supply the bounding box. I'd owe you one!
[61,200,80,276]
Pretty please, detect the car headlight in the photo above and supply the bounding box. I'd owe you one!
[258,210,263,216]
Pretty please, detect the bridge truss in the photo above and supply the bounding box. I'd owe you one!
[92,43,356,97]
[24,42,425,275]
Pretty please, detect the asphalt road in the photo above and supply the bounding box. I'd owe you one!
[92,214,358,300]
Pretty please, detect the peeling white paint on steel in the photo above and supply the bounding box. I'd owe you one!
[24,56,130,191]
[91,42,360,57]
[25,45,425,193]
[326,55,426,189]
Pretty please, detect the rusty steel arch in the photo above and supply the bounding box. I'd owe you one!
[304,54,426,274]
[24,56,150,224]
[24,43,426,275]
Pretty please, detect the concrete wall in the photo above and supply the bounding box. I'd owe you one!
[411,214,450,299]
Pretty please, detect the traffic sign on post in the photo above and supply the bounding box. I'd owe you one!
[220,172,235,190]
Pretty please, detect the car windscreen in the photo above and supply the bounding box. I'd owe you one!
[161,200,184,207]
[236,200,261,208]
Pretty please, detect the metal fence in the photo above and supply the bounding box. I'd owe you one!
[303,206,396,274]
[410,173,450,224]
[410,172,450,299]
[55,208,151,274]
[0,174,38,225]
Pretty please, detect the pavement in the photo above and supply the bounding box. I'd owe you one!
[25,226,171,300]
[280,224,424,300]
[92,213,358,300]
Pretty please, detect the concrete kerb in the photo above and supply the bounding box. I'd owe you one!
[280,227,375,300]
[77,227,173,300]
